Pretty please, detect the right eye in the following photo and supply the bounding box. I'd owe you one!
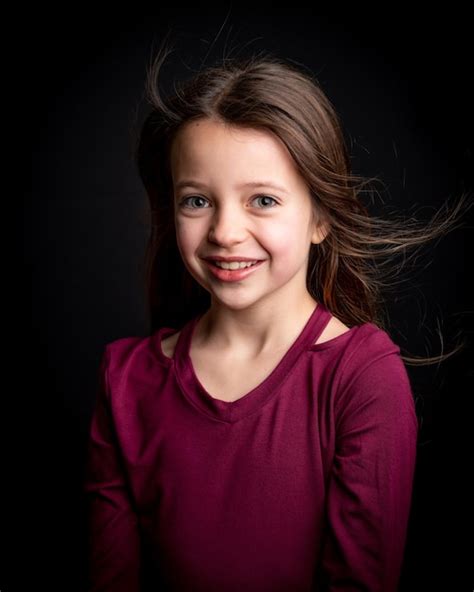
[179,196,210,209]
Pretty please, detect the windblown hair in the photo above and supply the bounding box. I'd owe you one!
[133,36,472,367]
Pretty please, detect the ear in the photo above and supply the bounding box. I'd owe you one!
[311,224,329,245]
[311,222,329,245]
[310,204,329,244]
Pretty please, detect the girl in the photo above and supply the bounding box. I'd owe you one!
[83,41,470,591]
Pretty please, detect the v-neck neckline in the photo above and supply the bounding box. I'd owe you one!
[169,301,332,423]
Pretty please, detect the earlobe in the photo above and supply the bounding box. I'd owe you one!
[310,202,329,244]
[311,222,329,244]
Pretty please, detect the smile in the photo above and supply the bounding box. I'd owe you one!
[214,260,258,269]
[204,259,265,282]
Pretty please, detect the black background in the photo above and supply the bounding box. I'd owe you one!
[14,4,474,591]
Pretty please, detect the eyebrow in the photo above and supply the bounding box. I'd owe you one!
[174,180,289,194]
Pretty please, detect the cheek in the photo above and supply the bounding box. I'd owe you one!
[263,217,310,263]
[175,218,201,256]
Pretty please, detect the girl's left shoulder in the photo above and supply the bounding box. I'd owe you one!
[334,321,406,385]
[315,316,351,345]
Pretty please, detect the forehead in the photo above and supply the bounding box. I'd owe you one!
[170,118,301,183]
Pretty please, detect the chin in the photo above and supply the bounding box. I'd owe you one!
[212,290,272,312]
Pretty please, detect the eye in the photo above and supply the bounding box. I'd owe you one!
[178,194,279,210]
[251,195,278,208]
[179,196,211,209]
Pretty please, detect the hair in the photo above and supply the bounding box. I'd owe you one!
[132,34,472,367]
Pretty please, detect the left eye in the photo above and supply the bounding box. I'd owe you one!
[252,195,278,208]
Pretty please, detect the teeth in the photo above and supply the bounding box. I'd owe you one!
[213,260,258,270]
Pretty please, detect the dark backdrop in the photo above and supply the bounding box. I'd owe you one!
[16,5,473,591]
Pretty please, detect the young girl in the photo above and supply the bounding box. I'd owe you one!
[83,41,470,592]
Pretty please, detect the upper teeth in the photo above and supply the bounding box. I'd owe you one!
[214,260,258,270]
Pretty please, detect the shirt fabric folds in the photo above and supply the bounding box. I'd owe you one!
[83,301,419,591]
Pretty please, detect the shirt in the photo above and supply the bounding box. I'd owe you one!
[83,301,419,591]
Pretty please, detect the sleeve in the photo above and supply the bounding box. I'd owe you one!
[83,345,142,591]
[315,345,419,591]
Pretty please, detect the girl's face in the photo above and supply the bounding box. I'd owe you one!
[170,118,327,312]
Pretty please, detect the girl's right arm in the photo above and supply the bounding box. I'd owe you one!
[83,345,141,592]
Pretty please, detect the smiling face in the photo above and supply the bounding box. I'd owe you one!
[170,117,327,313]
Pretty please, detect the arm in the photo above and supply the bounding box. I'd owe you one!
[315,348,419,591]
[83,345,141,591]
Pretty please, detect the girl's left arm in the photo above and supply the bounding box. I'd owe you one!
[315,344,419,591]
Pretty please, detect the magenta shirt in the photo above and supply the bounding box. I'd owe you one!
[83,302,418,591]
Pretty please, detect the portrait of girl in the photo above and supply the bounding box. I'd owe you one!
[82,28,471,592]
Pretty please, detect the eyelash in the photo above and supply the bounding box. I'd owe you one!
[179,194,279,210]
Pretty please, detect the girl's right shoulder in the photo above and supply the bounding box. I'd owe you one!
[101,329,173,377]
[95,333,172,416]
[160,330,180,359]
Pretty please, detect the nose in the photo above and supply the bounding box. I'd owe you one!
[208,204,248,246]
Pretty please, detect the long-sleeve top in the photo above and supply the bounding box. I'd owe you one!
[83,301,419,591]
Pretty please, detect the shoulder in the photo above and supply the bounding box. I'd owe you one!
[94,331,176,415]
[100,331,170,386]
[310,320,408,401]
[315,315,351,345]
[342,323,403,374]
[161,330,180,359]
[333,324,417,426]
[102,334,146,372]
[333,322,405,390]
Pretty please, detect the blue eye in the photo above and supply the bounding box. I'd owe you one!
[252,195,278,208]
[180,196,210,209]
[179,195,278,209]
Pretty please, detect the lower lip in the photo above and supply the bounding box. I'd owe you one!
[204,260,265,282]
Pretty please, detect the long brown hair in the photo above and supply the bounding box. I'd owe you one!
[132,36,472,367]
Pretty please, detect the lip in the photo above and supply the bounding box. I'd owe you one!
[203,259,265,282]
[203,256,262,262]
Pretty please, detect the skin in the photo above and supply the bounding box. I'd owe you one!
[169,117,330,360]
